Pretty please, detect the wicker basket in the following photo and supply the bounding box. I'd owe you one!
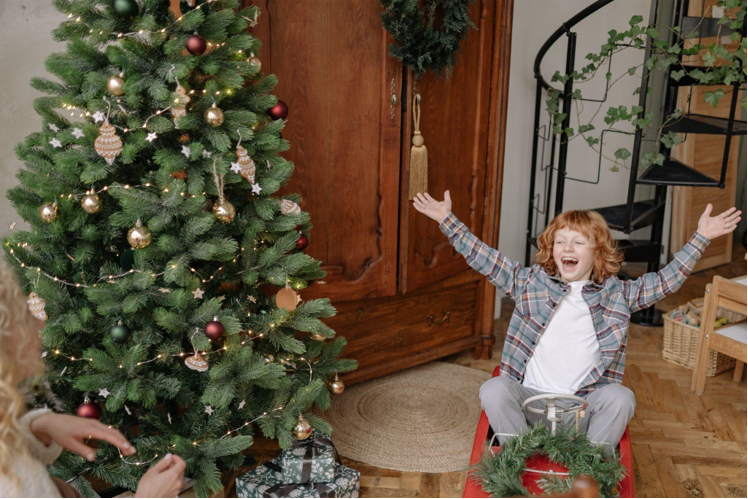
[662,300,746,377]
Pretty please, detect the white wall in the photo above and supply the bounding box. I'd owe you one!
[0,1,66,236]
[495,0,660,318]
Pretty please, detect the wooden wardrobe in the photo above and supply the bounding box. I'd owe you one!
[249,0,514,384]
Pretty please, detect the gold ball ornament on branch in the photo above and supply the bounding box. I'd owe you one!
[212,198,236,224]
[127,219,153,249]
[249,55,261,72]
[94,121,123,165]
[204,103,224,127]
[106,72,125,96]
[330,374,345,395]
[39,202,59,223]
[292,414,312,440]
[81,193,102,214]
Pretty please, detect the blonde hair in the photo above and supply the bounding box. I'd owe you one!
[535,210,624,284]
[0,261,42,489]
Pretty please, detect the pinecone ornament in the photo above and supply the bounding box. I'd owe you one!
[280,199,301,215]
[94,121,123,165]
[27,292,47,321]
[231,146,256,184]
[171,84,191,129]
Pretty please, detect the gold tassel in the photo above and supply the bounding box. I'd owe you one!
[409,91,428,200]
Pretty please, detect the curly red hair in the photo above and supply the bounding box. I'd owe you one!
[535,210,624,284]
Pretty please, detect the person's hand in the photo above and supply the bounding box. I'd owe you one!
[135,453,186,498]
[30,413,135,462]
[697,204,742,241]
[413,191,452,224]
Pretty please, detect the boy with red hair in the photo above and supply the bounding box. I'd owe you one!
[413,191,741,448]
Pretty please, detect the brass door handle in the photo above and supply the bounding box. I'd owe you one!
[390,78,397,119]
[427,310,451,326]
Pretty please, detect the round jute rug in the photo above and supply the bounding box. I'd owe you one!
[317,361,491,473]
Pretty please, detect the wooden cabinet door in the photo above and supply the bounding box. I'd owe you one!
[398,0,497,293]
[250,0,402,303]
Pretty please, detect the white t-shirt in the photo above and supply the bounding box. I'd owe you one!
[523,280,601,394]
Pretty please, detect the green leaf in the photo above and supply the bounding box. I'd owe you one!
[704,89,725,107]
[614,148,631,160]
[629,15,644,26]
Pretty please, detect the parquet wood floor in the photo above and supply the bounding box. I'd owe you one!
[221,243,746,498]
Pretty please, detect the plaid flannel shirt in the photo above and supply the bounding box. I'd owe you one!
[439,212,710,395]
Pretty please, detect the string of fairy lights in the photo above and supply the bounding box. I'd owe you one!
[29,2,337,480]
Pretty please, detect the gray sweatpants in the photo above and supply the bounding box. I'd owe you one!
[479,376,635,451]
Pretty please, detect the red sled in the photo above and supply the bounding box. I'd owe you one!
[462,367,635,498]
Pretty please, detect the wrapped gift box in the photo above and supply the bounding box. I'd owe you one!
[236,459,360,498]
[280,430,336,484]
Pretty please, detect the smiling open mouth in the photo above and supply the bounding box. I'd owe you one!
[561,256,578,271]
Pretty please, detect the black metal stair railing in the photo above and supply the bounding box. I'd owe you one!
[525,0,746,326]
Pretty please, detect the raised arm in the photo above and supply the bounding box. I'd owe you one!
[413,191,531,301]
[622,204,741,312]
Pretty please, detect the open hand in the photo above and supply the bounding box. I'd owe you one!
[30,413,135,462]
[413,191,452,224]
[697,204,742,241]
[135,453,187,498]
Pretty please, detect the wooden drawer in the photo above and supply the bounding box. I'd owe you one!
[326,280,480,384]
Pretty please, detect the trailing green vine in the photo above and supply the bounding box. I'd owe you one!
[473,423,627,498]
[379,0,476,78]
[546,0,746,171]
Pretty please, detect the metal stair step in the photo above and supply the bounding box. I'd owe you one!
[616,240,661,263]
[662,114,747,135]
[637,158,720,187]
[592,200,664,232]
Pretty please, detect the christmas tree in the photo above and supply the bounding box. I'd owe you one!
[3,0,356,496]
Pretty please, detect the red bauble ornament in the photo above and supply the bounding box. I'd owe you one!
[205,316,225,340]
[296,234,308,250]
[268,100,288,120]
[187,34,207,55]
[76,400,102,420]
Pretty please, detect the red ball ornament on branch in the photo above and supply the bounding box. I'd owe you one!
[76,399,102,420]
[268,100,288,120]
[204,316,225,341]
[296,234,308,251]
[187,33,207,55]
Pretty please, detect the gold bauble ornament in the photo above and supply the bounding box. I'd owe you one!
[249,56,261,72]
[280,199,301,216]
[204,103,224,127]
[330,374,345,395]
[81,193,102,214]
[27,292,47,321]
[292,414,312,440]
[39,202,59,223]
[212,198,236,223]
[275,284,301,312]
[127,219,153,249]
[94,121,123,165]
[107,73,125,96]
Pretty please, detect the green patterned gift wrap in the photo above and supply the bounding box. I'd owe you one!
[281,431,337,483]
[235,459,360,498]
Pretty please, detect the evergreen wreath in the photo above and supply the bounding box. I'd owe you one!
[379,0,476,77]
[473,423,627,498]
